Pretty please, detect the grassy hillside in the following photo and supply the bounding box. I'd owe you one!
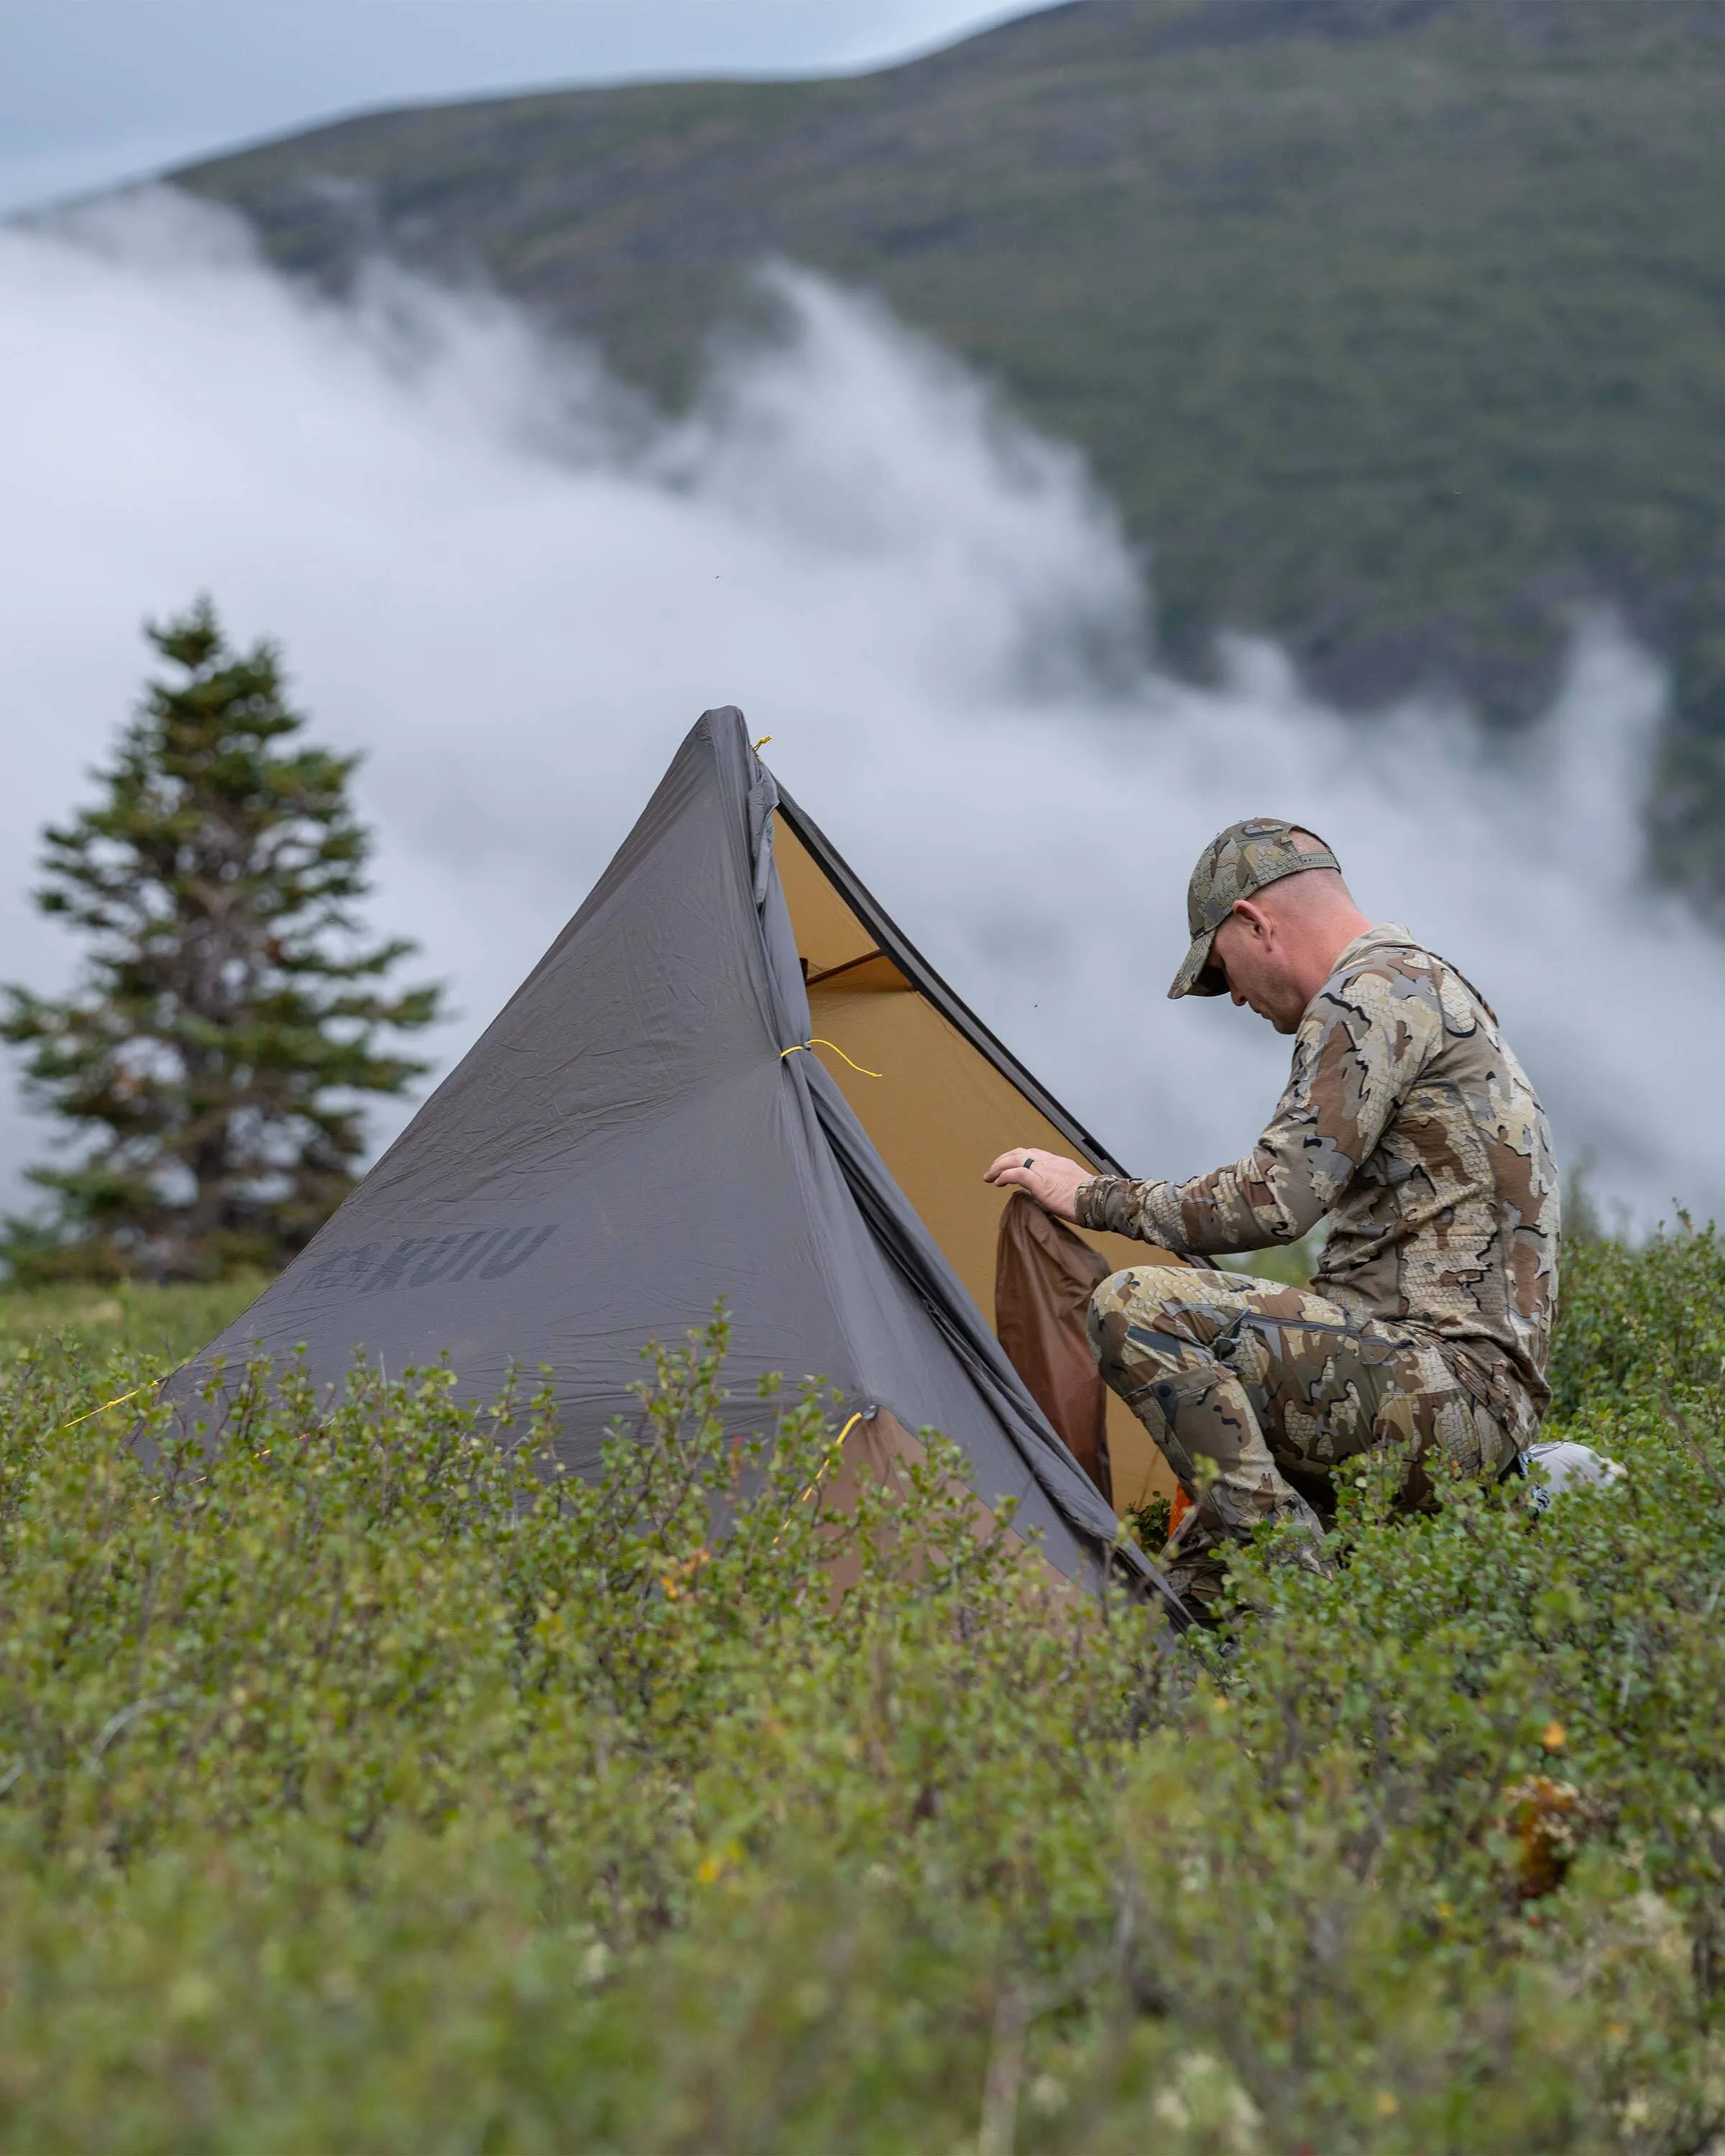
[0,1276,264,1364]
[0,1230,1721,2146]
[176,0,1725,901]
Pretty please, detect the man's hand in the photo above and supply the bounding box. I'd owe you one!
[984,1148,1092,1222]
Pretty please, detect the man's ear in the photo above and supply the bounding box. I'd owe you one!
[1231,898,1271,943]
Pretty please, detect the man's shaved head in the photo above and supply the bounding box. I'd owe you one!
[1258,829,1356,920]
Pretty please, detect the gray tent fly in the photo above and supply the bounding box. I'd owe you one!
[169,709,1187,1607]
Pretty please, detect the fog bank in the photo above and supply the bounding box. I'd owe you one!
[0,193,1708,1230]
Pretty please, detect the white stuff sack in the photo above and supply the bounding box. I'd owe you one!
[1522,1439,1627,1514]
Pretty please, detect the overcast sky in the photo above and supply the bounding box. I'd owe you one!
[1,0,1044,214]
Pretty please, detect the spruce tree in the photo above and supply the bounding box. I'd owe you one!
[1,599,441,1283]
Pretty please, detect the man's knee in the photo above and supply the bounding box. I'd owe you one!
[1086,1265,1197,1378]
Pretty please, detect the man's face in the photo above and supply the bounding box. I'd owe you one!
[1210,906,1309,1034]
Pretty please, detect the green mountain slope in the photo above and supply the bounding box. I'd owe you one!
[176,0,1725,898]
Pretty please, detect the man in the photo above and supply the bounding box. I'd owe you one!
[985,819,1560,1611]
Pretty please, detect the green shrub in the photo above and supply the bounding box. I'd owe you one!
[0,1229,1719,2151]
[1547,1213,1725,1417]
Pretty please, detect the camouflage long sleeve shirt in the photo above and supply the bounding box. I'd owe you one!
[1074,924,1560,1442]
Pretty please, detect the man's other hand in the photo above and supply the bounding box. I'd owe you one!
[983,1148,1091,1222]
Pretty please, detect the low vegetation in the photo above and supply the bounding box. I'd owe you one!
[0,1225,1722,2152]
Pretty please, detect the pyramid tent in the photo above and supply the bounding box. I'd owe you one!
[176,710,1188,1594]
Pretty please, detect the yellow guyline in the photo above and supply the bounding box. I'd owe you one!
[773,1409,865,1544]
[58,1382,152,1434]
[780,1040,883,1079]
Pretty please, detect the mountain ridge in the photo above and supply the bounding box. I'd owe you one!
[172,0,1725,899]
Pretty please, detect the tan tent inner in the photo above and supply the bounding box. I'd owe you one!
[775,816,1180,1512]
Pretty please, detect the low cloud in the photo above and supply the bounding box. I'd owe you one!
[0,190,1711,1229]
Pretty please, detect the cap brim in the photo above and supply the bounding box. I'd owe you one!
[1167,929,1227,1000]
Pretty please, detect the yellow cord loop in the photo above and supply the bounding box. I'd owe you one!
[779,1039,883,1079]
[773,1409,865,1543]
[58,1382,152,1434]
[753,734,773,751]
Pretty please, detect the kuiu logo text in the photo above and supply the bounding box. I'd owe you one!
[291,1225,558,1299]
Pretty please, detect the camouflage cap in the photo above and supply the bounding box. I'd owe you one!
[1168,817,1341,1000]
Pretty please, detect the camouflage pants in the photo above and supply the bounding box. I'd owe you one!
[1088,1266,1516,1611]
